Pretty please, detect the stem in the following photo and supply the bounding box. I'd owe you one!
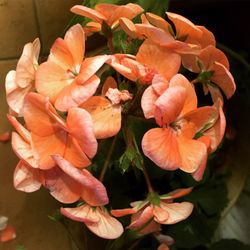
[141,162,154,193]
[99,135,119,182]
[217,42,250,70]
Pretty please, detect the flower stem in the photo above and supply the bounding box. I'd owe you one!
[99,135,119,182]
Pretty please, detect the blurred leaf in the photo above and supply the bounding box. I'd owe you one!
[136,0,169,16]
[209,239,250,250]
[16,246,27,250]
[48,209,63,222]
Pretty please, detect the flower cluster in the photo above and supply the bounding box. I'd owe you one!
[5,2,235,247]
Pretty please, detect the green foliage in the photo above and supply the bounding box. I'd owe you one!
[48,209,63,222]
[16,246,27,250]
[209,239,250,250]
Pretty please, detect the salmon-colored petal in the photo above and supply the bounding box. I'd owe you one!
[159,201,193,224]
[141,86,159,119]
[152,74,169,95]
[111,208,136,217]
[146,12,170,31]
[139,220,161,235]
[16,38,40,88]
[31,132,67,169]
[54,75,100,112]
[64,24,85,70]
[7,115,31,143]
[44,166,81,203]
[0,226,16,242]
[14,160,42,192]
[86,207,124,239]
[67,108,97,158]
[64,135,91,168]
[36,61,72,104]
[166,12,202,41]
[84,22,102,36]
[194,26,216,48]
[129,205,154,229]
[71,5,106,23]
[211,62,236,99]
[11,132,38,168]
[155,86,186,126]
[142,128,181,170]
[48,38,75,71]
[101,76,117,96]
[81,96,121,139]
[0,131,10,142]
[23,93,60,136]
[53,155,108,206]
[119,18,139,39]
[158,243,170,250]
[136,40,181,80]
[61,204,100,223]
[161,187,193,200]
[95,4,118,20]
[169,74,197,116]
[76,55,110,84]
[177,136,207,173]
[153,206,169,223]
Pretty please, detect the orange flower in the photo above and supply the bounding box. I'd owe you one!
[141,74,218,174]
[36,24,110,111]
[5,38,40,115]
[9,93,97,170]
[81,76,132,139]
[111,188,193,234]
[61,204,124,239]
[71,3,143,35]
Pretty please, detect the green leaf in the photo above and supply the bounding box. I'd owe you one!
[16,246,27,250]
[136,0,169,17]
[48,209,63,222]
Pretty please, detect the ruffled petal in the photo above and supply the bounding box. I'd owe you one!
[142,128,181,170]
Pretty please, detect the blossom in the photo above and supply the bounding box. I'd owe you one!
[61,204,124,239]
[9,92,97,170]
[0,216,16,243]
[141,74,218,174]
[36,24,110,111]
[81,76,132,139]
[111,188,193,233]
[5,38,40,116]
[71,3,143,35]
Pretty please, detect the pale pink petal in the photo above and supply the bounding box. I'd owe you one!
[155,86,187,126]
[36,61,72,104]
[14,160,42,192]
[211,62,236,99]
[64,24,85,69]
[71,5,106,23]
[177,136,207,173]
[61,204,100,223]
[76,55,110,84]
[53,155,108,206]
[67,108,98,158]
[142,128,181,170]
[11,132,38,168]
[153,206,169,223]
[44,166,81,203]
[54,75,100,112]
[151,74,169,95]
[86,207,124,239]
[159,201,193,224]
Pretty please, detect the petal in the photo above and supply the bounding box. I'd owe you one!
[177,136,207,173]
[119,17,139,39]
[161,187,193,200]
[169,74,197,116]
[158,243,170,250]
[142,128,181,170]
[0,131,10,142]
[71,5,106,23]
[35,61,71,104]
[31,132,67,169]
[64,24,85,69]
[81,96,121,139]
[153,206,169,223]
[101,76,117,96]
[211,62,236,99]
[128,205,154,229]
[145,12,170,31]
[11,132,38,168]
[155,86,187,126]
[111,208,136,217]
[194,25,216,48]
[159,201,193,224]
[15,38,40,88]
[14,160,42,192]
[61,204,100,223]
[55,75,100,112]
[44,166,81,203]
[67,108,98,158]
[53,155,108,206]
[136,40,181,81]
[0,226,16,242]
[76,55,110,84]
[86,207,124,239]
